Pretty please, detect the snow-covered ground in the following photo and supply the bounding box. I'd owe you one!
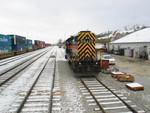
[1,46,149,112]
[0,48,51,74]
[0,47,53,113]
[56,48,67,61]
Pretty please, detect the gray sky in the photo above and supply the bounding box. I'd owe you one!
[0,0,150,43]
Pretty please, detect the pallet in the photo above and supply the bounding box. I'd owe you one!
[117,74,134,82]
[126,83,144,91]
[111,72,125,78]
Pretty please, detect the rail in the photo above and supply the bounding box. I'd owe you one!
[79,76,143,113]
[14,50,56,113]
[0,50,49,88]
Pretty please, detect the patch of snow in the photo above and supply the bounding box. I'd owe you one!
[0,48,48,74]
[0,50,51,113]
[56,47,67,61]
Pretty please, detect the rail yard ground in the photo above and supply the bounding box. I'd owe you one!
[0,46,150,113]
[98,54,150,112]
[57,52,150,112]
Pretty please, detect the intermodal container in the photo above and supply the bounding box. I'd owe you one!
[0,45,12,54]
[40,41,44,45]
[34,40,40,45]
[0,34,12,45]
[33,45,38,50]
[0,46,2,53]
[40,41,46,48]
[26,39,32,45]
[26,45,33,50]
[12,45,26,51]
[46,43,51,47]
[8,35,26,45]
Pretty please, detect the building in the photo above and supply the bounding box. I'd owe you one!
[108,28,150,60]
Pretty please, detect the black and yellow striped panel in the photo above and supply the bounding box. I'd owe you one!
[77,32,96,61]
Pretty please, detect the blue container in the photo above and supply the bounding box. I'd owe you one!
[0,46,3,54]
[0,34,12,45]
[8,35,26,45]
[3,46,12,52]
[26,39,32,45]
[12,45,26,51]
[0,45,12,54]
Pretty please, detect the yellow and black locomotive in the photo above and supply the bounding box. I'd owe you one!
[65,31,101,73]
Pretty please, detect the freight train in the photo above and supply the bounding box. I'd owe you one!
[0,34,51,59]
[65,31,109,74]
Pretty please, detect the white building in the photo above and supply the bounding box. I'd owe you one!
[109,28,150,60]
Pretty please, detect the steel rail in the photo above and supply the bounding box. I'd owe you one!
[95,76,138,113]
[0,50,49,87]
[0,50,48,76]
[0,51,37,66]
[48,59,56,113]
[15,50,55,113]
[80,76,139,113]
[80,77,107,113]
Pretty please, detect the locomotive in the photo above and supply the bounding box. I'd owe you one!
[65,31,103,74]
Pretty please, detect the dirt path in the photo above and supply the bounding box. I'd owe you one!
[102,54,150,112]
[112,55,150,78]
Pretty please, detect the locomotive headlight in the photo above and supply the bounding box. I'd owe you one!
[79,62,81,65]
[96,62,98,64]
[86,37,89,40]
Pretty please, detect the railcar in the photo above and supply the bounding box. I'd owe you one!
[26,39,33,52]
[0,34,14,59]
[0,34,48,59]
[8,35,27,55]
[65,31,107,74]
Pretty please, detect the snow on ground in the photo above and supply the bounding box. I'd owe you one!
[0,49,52,113]
[55,47,87,113]
[62,79,85,113]
[0,49,46,74]
[0,68,36,113]
[56,47,67,61]
[56,60,86,112]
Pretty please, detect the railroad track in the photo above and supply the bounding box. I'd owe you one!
[0,49,48,66]
[0,49,51,92]
[0,49,49,75]
[0,51,35,66]
[79,76,145,113]
[7,49,57,113]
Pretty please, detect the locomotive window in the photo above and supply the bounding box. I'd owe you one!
[86,37,89,40]
[80,40,86,43]
[83,40,86,43]
[89,40,94,43]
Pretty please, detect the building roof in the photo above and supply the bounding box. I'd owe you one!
[111,28,150,44]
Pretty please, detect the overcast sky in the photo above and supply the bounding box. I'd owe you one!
[0,0,150,43]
